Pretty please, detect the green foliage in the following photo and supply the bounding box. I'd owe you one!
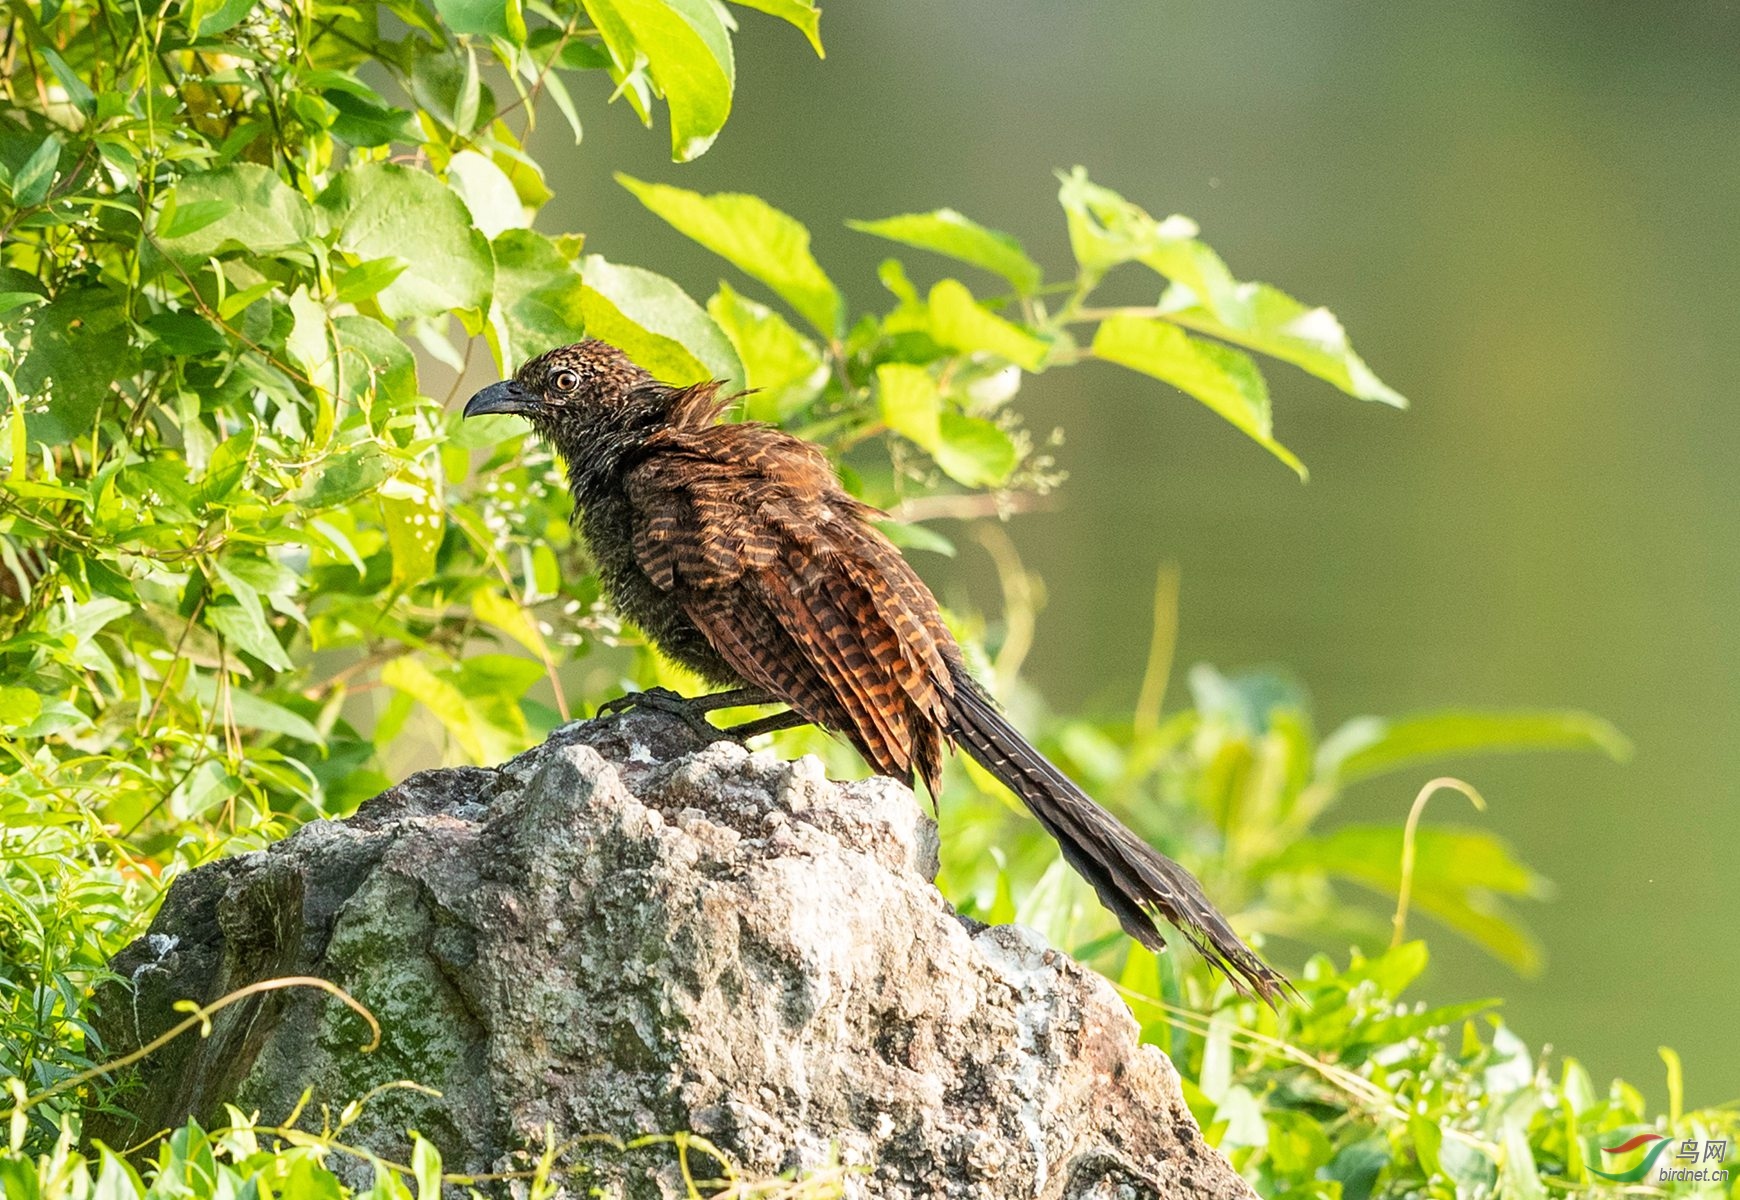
[1123,940,1740,1200]
[936,659,1626,976]
[0,1,1693,1197]
[0,1104,851,1197]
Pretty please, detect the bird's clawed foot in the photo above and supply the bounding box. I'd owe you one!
[597,686,735,743]
[597,687,813,745]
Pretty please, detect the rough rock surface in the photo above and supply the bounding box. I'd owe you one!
[93,711,1254,1200]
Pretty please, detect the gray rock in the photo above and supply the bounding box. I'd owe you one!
[91,711,1255,1200]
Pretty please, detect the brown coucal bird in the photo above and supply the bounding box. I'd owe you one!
[464,339,1288,1001]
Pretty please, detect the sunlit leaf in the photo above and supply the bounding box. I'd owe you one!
[321,162,494,321]
[585,0,734,161]
[728,0,823,55]
[1092,313,1304,478]
[933,413,1017,488]
[707,281,826,421]
[928,280,1049,371]
[157,164,315,259]
[491,229,587,365]
[579,255,742,385]
[850,210,1041,294]
[618,174,843,336]
[876,362,941,450]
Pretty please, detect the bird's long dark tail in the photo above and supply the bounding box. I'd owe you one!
[945,672,1292,1004]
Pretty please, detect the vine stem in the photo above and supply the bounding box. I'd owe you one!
[2,976,379,1125]
[1390,776,1486,949]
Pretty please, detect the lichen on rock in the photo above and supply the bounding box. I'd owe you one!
[92,710,1255,1200]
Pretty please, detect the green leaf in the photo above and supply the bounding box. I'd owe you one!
[325,89,419,149]
[449,150,528,239]
[619,174,843,336]
[928,279,1049,371]
[707,281,825,421]
[489,230,587,366]
[435,0,527,40]
[412,1135,443,1200]
[580,255,742,386]
[875,362,941,450]
[157,164,315,260]
[188,675,323,744]
[37,44,95,115]
[193,0,257,37]
[10,134,61,207]
[932,412,1017,488]
[208,598,293,671]
[321,162,494,321]
[15,287,138,448]
[1057,167,1236,307]
[1092,313,1304,478]
[1057,169,1406,407]
[292,444,393,510]
[333,316,419,412]
[473,589,550,660]
[1272,825,1548,972]
[849,210,1040,294]
[378,466,444,589]
[198,423,256,509]
[876,519,955,557]
[335,257,411,305]
[1318,709,1633,787]
[0,685,44,731]
[1161,281,1407,408]
[584,0,735,161]
[728,0,823,55]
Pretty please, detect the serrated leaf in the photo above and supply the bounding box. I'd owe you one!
[875,362,941,450]
[579,254,741,385]
[850,210,1040,293]
[1092,313,1304,478]
[707,281,825,421]
[157,164,315,259]
[489,230,587,366]
[321,162,493,321]
[619,174,842,336]
[928,279,1048,371]
[1162,280,1407,408]
[585,0,734,161]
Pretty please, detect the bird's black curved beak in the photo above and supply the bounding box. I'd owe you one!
[463,379,538,419]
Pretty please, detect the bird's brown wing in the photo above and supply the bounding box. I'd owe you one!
[624,422,956,792]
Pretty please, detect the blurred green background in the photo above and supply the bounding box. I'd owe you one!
[535,3,1739,1101]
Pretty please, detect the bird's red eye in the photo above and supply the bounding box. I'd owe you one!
[551,369,580,393]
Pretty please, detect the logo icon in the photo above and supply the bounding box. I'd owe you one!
[1590,1134,1673,1183]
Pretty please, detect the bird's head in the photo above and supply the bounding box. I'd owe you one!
[462,339,655,438]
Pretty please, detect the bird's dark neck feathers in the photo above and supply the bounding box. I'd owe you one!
[542,387,673,506]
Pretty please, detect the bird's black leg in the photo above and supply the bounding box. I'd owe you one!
[596,686,787,741]
[720,710,812,741]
